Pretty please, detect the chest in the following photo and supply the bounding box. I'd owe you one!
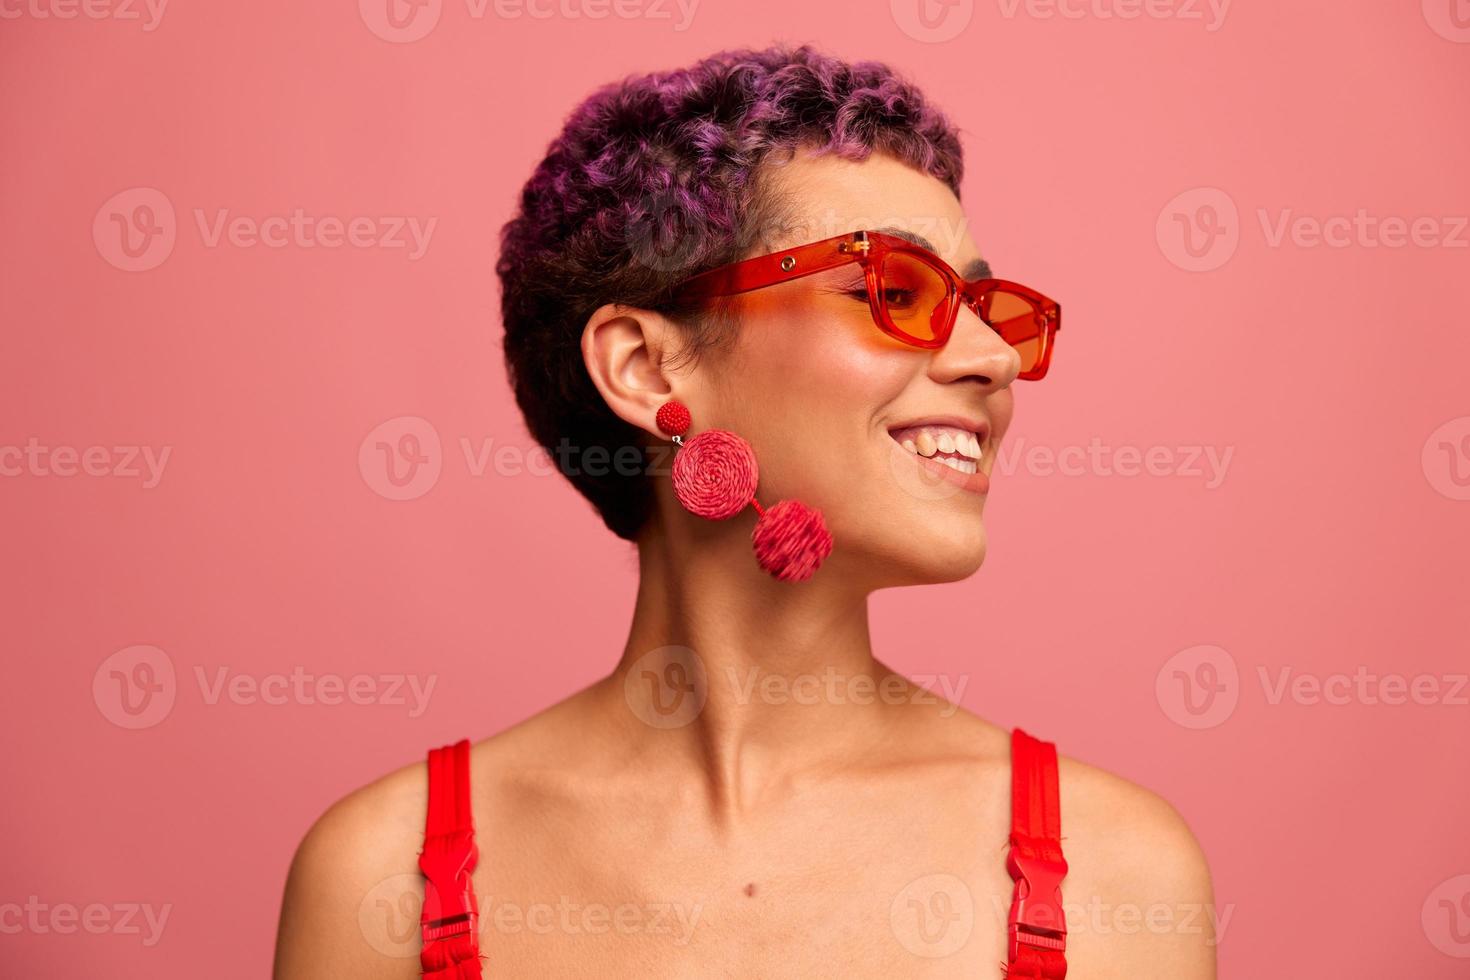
[469,796,1017,977]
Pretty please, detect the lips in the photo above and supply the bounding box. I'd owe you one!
[886,416,992,494]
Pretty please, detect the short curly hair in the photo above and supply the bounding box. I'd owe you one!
[497,44,965,540]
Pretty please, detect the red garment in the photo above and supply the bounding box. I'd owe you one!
[417,740,482,979]
[1006,728,1069,977]
[417,729,1067,978]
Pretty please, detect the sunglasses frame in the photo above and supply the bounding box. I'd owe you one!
[670,229,1061,381]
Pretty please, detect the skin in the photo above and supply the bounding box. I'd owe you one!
[274,149,1218,978]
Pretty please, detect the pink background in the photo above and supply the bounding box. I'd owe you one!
[3,0,1468,975]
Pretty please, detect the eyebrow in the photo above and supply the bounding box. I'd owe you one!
[873,226,992,281]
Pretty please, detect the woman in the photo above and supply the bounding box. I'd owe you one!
[275,46,1216,978]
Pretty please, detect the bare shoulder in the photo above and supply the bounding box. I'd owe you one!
[273,754,430,979]
[901,697,1217,976]
[911,696,1213,902]
[1057,752,1213,897]
[272,693,600,979]
[1055,752,1218,977]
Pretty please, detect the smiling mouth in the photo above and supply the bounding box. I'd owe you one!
[887,423,986,476]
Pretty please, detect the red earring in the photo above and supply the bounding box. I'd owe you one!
[657,400,833,582]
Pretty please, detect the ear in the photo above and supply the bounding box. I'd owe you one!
[580,303,686,437]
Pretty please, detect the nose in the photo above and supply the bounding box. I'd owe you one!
[927,302,1022,390]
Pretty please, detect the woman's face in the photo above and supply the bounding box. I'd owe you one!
[697,149,1023,590]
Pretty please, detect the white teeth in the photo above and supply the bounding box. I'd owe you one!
[892,424,986,470]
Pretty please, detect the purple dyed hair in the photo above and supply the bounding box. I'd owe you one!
[497,44,965,540]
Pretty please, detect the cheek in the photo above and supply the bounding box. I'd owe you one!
[735,294,912,407]
[721,304,916,509]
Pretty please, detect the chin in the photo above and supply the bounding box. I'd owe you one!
[800,448,993,588]
[861,523,989,588]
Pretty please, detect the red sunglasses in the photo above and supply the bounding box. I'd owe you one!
[670,229,1061,381]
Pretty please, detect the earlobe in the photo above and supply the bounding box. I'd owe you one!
[580,303,678,436]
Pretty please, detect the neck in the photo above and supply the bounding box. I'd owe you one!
[597,515,896,819]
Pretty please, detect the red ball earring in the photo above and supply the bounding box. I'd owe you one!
[657,399,833,582]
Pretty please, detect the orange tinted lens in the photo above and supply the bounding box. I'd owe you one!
[878,251,954,342]
[982,288,1046,374]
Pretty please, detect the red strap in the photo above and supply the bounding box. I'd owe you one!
[419,739,483,979]
[416,735,1059,979]
[1006,728,1067,979]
